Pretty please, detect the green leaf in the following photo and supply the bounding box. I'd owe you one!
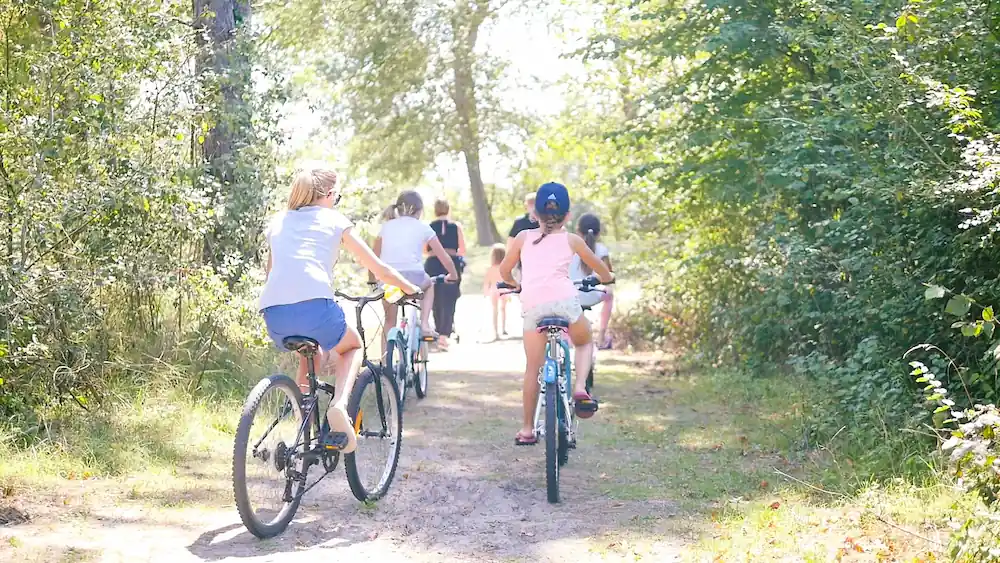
[984,307,994,322]
[0,377,4,385]
[946,295,972,317]
[962,324,979,337]
[924,285,946,300]
[896,14,907,28]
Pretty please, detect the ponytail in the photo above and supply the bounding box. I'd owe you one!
[381,203,400,223]
[576,213,602,271]
[582,229,597,274]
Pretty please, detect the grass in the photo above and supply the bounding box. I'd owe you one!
[578,354,977,561]
[0,387,242,500]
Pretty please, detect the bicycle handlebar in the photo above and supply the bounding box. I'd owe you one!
[496,276,615,294]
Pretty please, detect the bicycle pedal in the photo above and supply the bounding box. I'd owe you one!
[321,432,349,451]
[420,335,436,342]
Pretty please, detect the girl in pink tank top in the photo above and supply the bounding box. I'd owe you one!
[498,182,614,445]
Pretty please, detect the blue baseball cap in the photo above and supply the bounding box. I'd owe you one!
[535,182,570,215]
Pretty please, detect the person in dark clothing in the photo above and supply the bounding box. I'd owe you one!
[424,198,466,348]
[507,192,538,281]
[507,192,539,243]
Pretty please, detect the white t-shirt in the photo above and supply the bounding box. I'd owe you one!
[569,242,609,281]
[259,206,353,310]
[378,216,435,273]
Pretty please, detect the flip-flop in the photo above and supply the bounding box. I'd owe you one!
[598,337,613,350]
[573,391,599,419]
[514,431,538,446]
[327,405,358,454]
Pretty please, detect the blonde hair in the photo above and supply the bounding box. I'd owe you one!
[287,167,338,210]
[434,198,450,217]
[490,243,506,266]
[381,190,424,222]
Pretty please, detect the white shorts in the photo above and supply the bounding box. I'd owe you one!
[522,296,584,332]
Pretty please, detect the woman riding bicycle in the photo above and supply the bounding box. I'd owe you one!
[374,190,458,343]
[258,166,420,454]
[498,182,614,445]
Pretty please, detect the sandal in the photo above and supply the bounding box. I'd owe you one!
[573,391,599,419]
[598,337,613,350]
[514,431,538,446]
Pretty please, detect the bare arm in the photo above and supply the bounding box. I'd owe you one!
[499,233,524,287]
[569,234,613,283]
[456,223,467,256]
[427,236,458,280]
[368,236,383,283]
[342,229,420,294]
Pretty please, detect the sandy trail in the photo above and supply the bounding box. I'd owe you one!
[0,296,687,562]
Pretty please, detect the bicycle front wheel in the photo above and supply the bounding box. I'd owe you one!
[233,375,304,538]
[345,367,403,502]
[385,338,408,408]
[545,381,560,503]
[414,341,429,398]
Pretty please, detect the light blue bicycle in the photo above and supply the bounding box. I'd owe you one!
[498,276,612,503]
[384,274,449,408]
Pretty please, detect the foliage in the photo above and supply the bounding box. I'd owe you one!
[262,0,533,244]
[535,0,1000,446]
[0,0,284,432]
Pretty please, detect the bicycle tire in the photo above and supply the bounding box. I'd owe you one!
[233,374,304,539]
[545,380,560,503]
[414,341,429,398]
[345,366,403,502]
[558,394,570,467]
[385,338,408,408]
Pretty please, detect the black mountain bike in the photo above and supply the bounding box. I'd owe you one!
[232,286,412,539]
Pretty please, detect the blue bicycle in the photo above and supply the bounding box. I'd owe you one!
[384,274,449,408]
[498,276,612,503]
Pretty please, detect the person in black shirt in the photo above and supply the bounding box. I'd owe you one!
[507,192,539,245]
[507,193,538,281]
[424,198,466,348]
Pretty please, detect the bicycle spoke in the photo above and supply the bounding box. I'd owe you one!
[242,385,303,526]
[350,371,400,496]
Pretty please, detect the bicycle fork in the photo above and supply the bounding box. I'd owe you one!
[533,333,573,441]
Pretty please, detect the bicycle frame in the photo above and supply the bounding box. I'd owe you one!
[533,329,573,440]
[385,299,421,373]
[266,290,394,502]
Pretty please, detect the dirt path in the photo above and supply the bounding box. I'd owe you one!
[0,297,693,562]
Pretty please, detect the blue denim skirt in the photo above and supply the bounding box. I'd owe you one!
[262,298,348,352]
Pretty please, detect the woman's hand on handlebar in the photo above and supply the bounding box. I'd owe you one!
[445,272,459,283]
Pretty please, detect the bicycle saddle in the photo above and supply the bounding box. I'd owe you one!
[536,316,570,330]
[282,336,319,354]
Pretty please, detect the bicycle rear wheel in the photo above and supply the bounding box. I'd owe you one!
[545,380,560,503]
[233,375,304,538]
[345,367,403,502]
[414,341,429,398]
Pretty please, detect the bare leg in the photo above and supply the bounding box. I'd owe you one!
[568,315,594,396]
[420,284,435,334]
[599,290,614,344]
[500,296,508,335]
[520,329,547,437]
[382,301,398,360]
[327,325,362,453]
[490,292,500,339]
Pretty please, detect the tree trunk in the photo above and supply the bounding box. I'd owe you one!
[450,1,500,246]
[193,0,252,268]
